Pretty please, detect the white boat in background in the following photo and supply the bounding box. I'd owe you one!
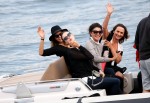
[0,57,149,103]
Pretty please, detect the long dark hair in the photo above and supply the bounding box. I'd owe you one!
[110,23,129,43]
[49,36,60,47]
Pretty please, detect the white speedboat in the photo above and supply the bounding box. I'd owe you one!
[0,57,149,103]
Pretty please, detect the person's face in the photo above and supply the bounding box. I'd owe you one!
[62,32,75,45]
[54,31,63,43]
[90,27,103,42]
[113,26,124,40]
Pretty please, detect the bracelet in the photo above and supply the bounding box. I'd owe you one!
[41,38,44,40]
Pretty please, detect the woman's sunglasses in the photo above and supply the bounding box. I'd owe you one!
[63,32,71,41]
[92,30,103,35]
[54,33,62,38]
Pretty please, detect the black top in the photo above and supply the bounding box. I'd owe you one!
[42,45,99,78]
[42,45,68,57]
[103,33,123,68]
[135,14,150,60]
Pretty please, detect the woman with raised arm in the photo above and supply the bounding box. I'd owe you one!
[37,25,69,57]
[37,25,72,80]
[102,3,129,90]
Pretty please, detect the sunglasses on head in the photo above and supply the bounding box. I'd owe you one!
[63,32,71,41]
[92,30,103,35]
[54,32,62,38]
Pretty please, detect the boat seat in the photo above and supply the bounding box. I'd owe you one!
[40,57,72,81]
[0,57,71,86]
[123,72,134,93]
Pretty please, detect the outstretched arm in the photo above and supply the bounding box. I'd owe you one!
[37,26,45,56]
[103,3,114,39]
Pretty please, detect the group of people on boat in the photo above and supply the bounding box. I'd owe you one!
[37,3,150,95]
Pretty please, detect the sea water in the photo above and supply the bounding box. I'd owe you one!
[0,0,149,76]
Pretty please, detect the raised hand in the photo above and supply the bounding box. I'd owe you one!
[106,3,114,15]
[37,26,45,39]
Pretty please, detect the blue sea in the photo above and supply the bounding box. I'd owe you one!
[0,0,149,77]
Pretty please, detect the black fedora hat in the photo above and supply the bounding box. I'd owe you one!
[49,25,68,41]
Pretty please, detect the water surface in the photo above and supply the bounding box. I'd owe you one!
[0,0,149,76]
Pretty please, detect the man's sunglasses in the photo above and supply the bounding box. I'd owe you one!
[92,30,103,34]
[63,32,71,41]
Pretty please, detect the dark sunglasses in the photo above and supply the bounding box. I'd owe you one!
[63,32,71,41]
[54,33,62,38]
[92,30,103,35]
